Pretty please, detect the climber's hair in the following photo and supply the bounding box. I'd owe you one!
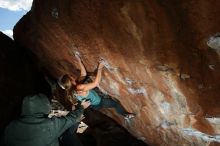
[53,74,77,110]
[58,74,72,90]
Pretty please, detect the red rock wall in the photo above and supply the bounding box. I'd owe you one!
[14,0,220,145]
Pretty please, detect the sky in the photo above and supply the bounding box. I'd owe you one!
[0,0,33,39]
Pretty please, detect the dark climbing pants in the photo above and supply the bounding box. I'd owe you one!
[60,123,83,146]
[92,97,129,117]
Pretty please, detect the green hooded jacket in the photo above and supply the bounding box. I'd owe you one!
[2,94,84,146]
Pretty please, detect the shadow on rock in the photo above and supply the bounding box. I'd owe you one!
[79,109,149,146]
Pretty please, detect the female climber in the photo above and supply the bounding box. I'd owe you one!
[57,53,135,120]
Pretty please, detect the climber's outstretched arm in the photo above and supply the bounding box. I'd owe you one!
[75,53,87,78]
[77,60,105,91]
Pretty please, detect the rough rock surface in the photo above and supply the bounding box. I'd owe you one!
[14,0,220,145]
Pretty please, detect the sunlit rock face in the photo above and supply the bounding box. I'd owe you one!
[14,0,220,145]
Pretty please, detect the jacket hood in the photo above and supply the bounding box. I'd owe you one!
[21,94,51,116]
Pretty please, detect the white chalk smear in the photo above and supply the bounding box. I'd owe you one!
[182,128,220,143]
[128,87,147,97]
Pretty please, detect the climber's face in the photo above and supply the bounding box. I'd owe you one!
[71,79,77,86]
